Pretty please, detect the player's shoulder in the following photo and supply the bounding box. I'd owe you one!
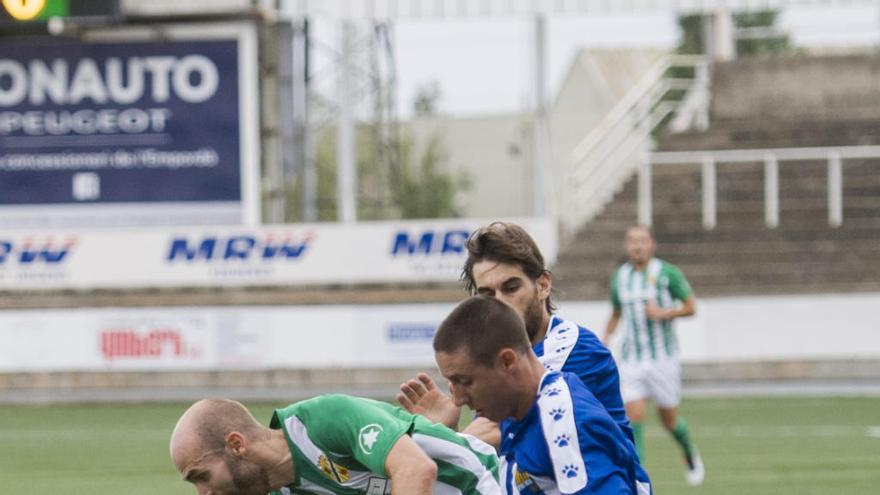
[562,319,609,354]
[295,394,379,417]
[612,261,632,277]
[543,316,611,371]
[655,257,684,274]
[535,372,590,493]
[536,371,590,411]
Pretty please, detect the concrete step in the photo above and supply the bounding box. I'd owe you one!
[0,283,465,310]
[560,276,880,300]
[559,243,880,268]
[659,120,880,151]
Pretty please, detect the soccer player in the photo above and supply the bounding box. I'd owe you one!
[397,222,632,446]
[603,225,704,485]
[170,395,500,495]
[434,295,651,495]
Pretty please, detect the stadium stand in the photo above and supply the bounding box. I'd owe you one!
[553,53,880,300]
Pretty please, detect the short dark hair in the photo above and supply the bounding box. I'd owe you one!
[461,222,555,313]
[433,295,532,367]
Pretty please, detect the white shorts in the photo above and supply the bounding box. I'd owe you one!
[619,359,681,409]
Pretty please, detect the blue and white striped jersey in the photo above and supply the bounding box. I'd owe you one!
[499,372,646,495]
[534,316,631,443]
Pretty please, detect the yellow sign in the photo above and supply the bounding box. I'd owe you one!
[2,0,47,20]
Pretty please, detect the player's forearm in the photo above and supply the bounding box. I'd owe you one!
[389,461,437,495]
[669,297,696,319]
[603,314,620,342]
[667,307,693,319]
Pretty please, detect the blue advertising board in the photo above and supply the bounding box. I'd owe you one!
[0,36,243,208]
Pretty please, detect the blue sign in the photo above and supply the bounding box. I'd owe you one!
[167,233,312,262]
[386,324,436,342]
[0,38,242,205]
[390,229,470,256]
[0,237,76,265]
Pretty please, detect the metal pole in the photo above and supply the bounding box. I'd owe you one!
[764,153,779,228]
[702,155,717,230]
[300,18,317,222]
[713,7,736,62]
[531,13,548,218]
[695,61,710,131]
[337,20,357,223]
[638,153,652,227]
[828,151,843,227]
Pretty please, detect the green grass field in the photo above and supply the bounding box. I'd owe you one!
[2,396,878,494]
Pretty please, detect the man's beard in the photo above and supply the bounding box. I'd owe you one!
[523,289,545,342]
[225,454,272,495]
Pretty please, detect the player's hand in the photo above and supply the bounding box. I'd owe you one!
[396,373,461,429]
[461,417,501,449]
[645,301,670,320]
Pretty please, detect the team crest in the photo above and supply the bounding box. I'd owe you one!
[513,467,545,494]
[317,454,350,482]
[358,423,383,455]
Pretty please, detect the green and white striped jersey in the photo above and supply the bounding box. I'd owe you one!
[269,394,500,495]
[610,258,694,363]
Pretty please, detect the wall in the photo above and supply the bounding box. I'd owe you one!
[2,292,878,373]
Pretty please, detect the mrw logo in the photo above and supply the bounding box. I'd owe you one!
[358,424,383,455]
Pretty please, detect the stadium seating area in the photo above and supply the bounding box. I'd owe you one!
[553,53,880,300]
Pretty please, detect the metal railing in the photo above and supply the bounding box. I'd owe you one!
[558,54,709,237]
[641,145,880,229]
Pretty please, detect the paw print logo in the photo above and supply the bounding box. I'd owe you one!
[548,407,566,421]
[554,433,571,447]
[555,345,569,354]
[561,464,579,479]
[543,387,561,397]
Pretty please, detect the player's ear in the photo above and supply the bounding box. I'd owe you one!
[498,348,518,371]
[536,271,551,299]
[225,432,247,456]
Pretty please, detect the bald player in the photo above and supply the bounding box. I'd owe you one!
[170,395,500,495]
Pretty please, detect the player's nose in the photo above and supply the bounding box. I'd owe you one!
[448,383,469,407]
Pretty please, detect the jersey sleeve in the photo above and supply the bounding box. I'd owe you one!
[561,331,627,428]
[664,264,694,301]
[296,395,412,476]
[609,270,621,309]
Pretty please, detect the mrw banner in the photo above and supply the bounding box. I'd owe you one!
[0,217,557,290]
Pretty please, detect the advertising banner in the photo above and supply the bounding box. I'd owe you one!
[3,294,880,372]
[0,217,557,290]
[0,23,259,227]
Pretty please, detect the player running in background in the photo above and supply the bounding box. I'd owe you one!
[170,395,500,495]
[603,225,704,486]
[434,296,651,495]
[398,222,632,446]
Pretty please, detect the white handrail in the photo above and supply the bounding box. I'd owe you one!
[651,145,880,164]
[559,53,709,237]
[644,145,879,229]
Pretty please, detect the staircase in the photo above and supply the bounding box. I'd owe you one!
[554,54,880,301]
